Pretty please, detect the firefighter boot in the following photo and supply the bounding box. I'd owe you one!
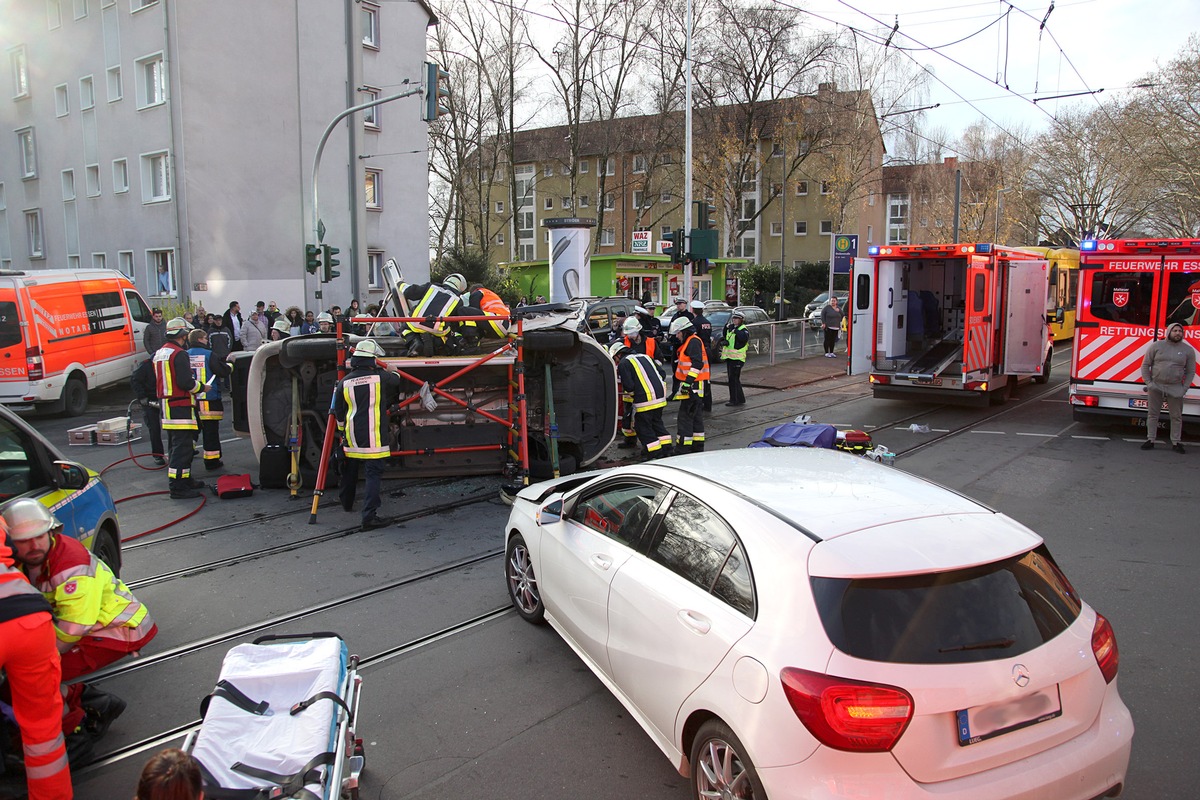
[617,436,637,449]
[691,441,705,453]
[81,685,126,740]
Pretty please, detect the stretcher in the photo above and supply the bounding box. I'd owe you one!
[183,632,364,800]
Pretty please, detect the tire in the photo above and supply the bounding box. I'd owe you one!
[505,533,545,624]
[93,528,122,578]
[690,720,767,800]
[63,375,88,417]
[1033,352,1051,384]
[524,329,576,352]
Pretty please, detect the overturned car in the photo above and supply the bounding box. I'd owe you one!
[231,303,618,482]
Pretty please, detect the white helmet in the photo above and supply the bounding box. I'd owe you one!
[271,318,291,333]
[443,273,467,293]
[606,340,630,360]
[669,316,693,336]
[1,498,60,541]
[621,317,642,336]
[317,312,334,324]
[350,339,384,359]
[690,299,705,311]
[166,316,192,336]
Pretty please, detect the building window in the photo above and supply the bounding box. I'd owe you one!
[361,2,380,48]
[17,128,37,179]
[48,0,63,28]
[79,75,95,110]
[543,163,553,178]
[140,151,170,202]
[112,158,129,193]
[364,168,381,209]
[25,210,44,259]
[866,224,873,243]
[772,143,784,157]
[794,220,807,236]
[887,192,910,244]
[632,190,646,208]
[919,216,928,228]
[559,163,569,176]
[561,196,571,210]
[820,180,831,195]
[770,260,782,267]
[495,231,504,245]
[55,83,70,116]
[544,230,551,243]
[658,190,670,203]
[495,200,504,214]
[632,155,647,174]
[604,193,614,210]
[770,182,783,198]
[600,228,615,246]
[604,157,615,176]
[67,255,80,269]
[736,235,756,259]
[92,252,106,270]
[85,164,100,196]
[793,260,804,269]
[579,159,589,174]
[118,249,133,277]
[106,66,121,101]
[149,249,176,296]
[867,190,875,207]
[740,196,756,221]
[73,0,87,20]
[361,87,380,128]
[661,225,671,239]
[131,0,158,11]
[135,53,166,108]
[770,221,782,236]
[367,250,383,289]
[61,169,75,201]
[795,181,808,196]
[516,242,533,261]
[578,194,589,207]
[10,46,30,99]
[819,220,833,235]
[543,197,553,210]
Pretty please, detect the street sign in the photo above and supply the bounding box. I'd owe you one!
[833,234,858,275]
[631,230,651,254]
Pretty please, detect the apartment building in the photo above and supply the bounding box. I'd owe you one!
[882,157,1016,245]
[1,0,435,312]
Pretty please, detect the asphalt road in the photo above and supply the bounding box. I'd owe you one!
[4,347,1194,800]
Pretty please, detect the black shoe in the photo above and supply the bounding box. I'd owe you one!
[189,478,206,489]
[342,502,355,512]
[724,401,745,407]
[617,438,637,449]
[65,726,95,767]
[152,456,166,466]
[82,688,126,739]
[1173,443,1186,454]
[204,460,224,471]
[170,487,202,500]
[1140,440,1155,450]
[361,516,392,531]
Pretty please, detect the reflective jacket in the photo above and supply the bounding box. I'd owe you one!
[1,541,52,624]
[25,534,154,648]
[333,362,403,459]
[617,353,667,411]
[189,344,231,420]
[625,335,656,360]
[467,287,511,338]
[675,333,711,384]
[722,324,749,363]
[154,341,200,430]
[403,282,462,338]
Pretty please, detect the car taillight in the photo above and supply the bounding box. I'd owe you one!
[869,374,890,385]
[1071,394,1099,407]
[1091,613,1119,684]
[26,347,43,380]
[780,668,913,752]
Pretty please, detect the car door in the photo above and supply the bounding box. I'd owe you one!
[539,480,666,678]
[606,490,755,744]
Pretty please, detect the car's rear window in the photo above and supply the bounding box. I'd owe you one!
[811,546,1082,664]
[0,301,21,349]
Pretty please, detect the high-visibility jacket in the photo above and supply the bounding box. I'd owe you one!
[154,340,200,430]
[1,544,52,623]
[467,287,511,338]
[188,344,230,420]
[625,335,656,360]
[332,363,403,459]
[675,333,711,384]
[25,534,155,649]
[617,353,667,411]
[402,282,462,338]
[723,324,749,362]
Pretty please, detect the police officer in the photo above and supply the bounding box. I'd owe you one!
[0,515,72,800]
[690,300,714,411]
[722,309,749,406]
[636,303,663,341]
[670,316,710,453]
[333,339,402,530]
[187,328,231,471]
[608,341,672,459]
[400,273,466,356]
[670,297,693,325]
[155,317,205,499]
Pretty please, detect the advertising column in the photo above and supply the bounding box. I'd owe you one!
[544,218,596,303]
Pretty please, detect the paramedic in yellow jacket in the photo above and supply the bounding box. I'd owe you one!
[154,317,205,499]
[4,499,157,740]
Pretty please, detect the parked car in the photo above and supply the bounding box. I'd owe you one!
[804,291,849,329]
[0,403,123,573]
[503,448,1132,800]
[579,297,642,342]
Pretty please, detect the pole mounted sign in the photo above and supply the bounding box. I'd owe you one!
[833,234,859,275]
[631,230,652,254]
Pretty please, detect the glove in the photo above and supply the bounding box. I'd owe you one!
[621,393,634,404]
[424,316,438,328]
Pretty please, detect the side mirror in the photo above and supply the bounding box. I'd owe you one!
[1055,307,1065,324]
[536,499,563,526]
[53,460,89,491]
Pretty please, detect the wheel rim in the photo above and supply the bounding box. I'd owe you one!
[506,542,540,614]
[696,737,754,800]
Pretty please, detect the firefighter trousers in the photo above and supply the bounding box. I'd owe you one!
[0,613,72,800]
[198,418,223,467]
[167,429,196,491]
[676,393,705,451]
[340,458,386,523]
[633,408,672,455]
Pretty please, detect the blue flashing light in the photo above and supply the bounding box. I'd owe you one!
[976,243,992,253]
[867,245,880,255]
[1081,240,1098,251]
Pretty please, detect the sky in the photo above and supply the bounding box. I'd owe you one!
[518,0,1200,144]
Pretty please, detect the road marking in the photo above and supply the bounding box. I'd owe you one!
[1071,435,1110,440]
[1016,432,1058,437]
[220,436,248,445]
[970,430,1006,435]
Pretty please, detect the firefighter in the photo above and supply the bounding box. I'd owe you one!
[154,317,205,499]
[400,273,467,356]
[622,317,659,361]
[721,309,749,406]
[333,339,402,530]
[4,499,157,743]
[464,282,512,340]
[0,516,72,800]
[670,316,709,453]
[608,340,672,459]
[317,311,335,333]
[187,328,231,471]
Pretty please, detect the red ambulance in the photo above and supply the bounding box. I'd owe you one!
[849,243,1053,405]
[1069,238,1200,429]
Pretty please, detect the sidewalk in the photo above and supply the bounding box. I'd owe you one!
[714,349,847,391]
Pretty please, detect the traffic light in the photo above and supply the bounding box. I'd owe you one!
[689,229,718,260]
[421,61,451,122]
[695,201,717,230]
[305,244,322,275]
[667,230,685,264]
[321,244,341,282]
[693,258,709,275]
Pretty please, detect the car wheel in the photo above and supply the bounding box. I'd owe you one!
[63,375,88,417]
[690,720,766,800]
[94,527,122,578]
[505,533,545,624]
[1033,352,1051,384]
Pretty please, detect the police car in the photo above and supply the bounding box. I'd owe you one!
[0,403,122,574]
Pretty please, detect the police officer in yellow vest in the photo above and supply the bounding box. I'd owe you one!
[721,309,749,406]
[670,316,710,453]
[154,317,206,499]
[333,339,402,530]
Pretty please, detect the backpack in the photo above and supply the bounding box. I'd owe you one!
[214,474,255,499]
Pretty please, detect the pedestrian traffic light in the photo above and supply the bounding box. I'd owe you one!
[421,61,452,122]
[305,244,322,275]
[321,244,341,282]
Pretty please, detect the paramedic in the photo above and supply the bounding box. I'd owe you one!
[0,516,72,800]
[609,341,672,459]
[1140,322,1195,454]
[333,339,402,530]
[187,328,231,471]
[155,318,204,499]
[134,749,202,800]
[4,499,157,742]
[465,283,512,340]
[670,317,709,453]
[722,309,749,406]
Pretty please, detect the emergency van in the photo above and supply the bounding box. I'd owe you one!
[0,269,154,415]
[849,243,1053,404]
[1068,238,1200,429]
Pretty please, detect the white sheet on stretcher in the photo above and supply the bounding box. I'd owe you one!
[192,637,347,793]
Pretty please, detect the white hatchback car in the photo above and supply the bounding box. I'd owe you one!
[503,449,1132,800]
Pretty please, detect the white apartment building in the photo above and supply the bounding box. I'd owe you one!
[1,0,436,312]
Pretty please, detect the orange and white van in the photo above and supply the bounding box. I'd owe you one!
[0,269,154,415]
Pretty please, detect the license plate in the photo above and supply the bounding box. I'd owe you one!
[1128,398,1169,410]
[956,685,1062,746]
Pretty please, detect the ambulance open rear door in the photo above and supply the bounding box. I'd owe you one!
[1001,257,1050,375]
[849,257,874,375]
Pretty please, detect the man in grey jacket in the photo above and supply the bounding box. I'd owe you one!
[142,307,167,355]
[1140,322,1195,453]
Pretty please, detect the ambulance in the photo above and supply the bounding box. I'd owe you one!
[849,243,1053,404]
[0,269,154,415]
[1068,238,1200,429]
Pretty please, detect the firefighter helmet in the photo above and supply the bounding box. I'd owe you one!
[1,498,60,541]
[317,312,334,324]
[668,317,693,336]
[606,340,630,360]
[272,318,291,334]
[166,317,192,336]
[622,317,642,336]
[443,273,467,293]
[350,339,384,359]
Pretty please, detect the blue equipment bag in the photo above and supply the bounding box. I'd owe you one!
[748,423,838,449]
